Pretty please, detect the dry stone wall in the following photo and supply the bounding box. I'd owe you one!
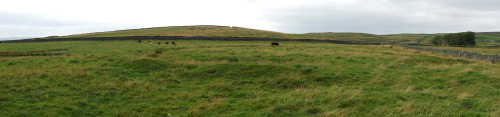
[388,43,500,63]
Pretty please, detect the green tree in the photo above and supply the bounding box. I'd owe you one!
[444,32,476,47]
[431,35,443,46]
[448,33,464,46]
[463,31,476,46]
[443,34,452,46]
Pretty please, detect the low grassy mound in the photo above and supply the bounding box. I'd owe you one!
[0,40,499,116]
[64,25,323,39]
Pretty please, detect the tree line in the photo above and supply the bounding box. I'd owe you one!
[431,31,476,47]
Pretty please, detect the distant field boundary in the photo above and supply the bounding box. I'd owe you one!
[386,43,500,63]
[0,36,381,45]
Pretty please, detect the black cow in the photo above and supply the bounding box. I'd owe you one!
[165,42,169,44]
[138,40,142,43]
[171,42,176,45]
[158,42,161,45]
[271,42,279,46]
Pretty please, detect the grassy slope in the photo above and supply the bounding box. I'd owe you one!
[1,40,499,116]
[382,34,433,44]
[65,25,324,39]
[306,32,500,45]
[305,33,385,43]
[305,33,434,44]
[476,33,500,45]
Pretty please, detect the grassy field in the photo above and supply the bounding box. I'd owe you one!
[304,32,500,45]
[304,33,433,44]
[305,33,388,43]
[1,40,499,116]
[476,33,500,45]
[382,34,433,44]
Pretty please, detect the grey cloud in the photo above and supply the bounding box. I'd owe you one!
[1,0,499,39]
[0,12,86,27]
[386,0,500,11]
[0,24,139,39]
[0,12,91,38]
[0,12,140,39]
[431,0,500,11]
[263,0,500,34]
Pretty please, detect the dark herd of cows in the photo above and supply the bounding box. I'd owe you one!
[138,40,177,45]
[137,40,280,46]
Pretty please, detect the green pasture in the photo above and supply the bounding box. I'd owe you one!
[0,40,499,116]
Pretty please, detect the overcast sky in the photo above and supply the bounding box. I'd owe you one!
[1,0,500,39]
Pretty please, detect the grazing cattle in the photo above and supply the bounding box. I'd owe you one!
[271,42,279,46]
[138,40,142,43]
[165,42,169,44]
[158,42,161,45]
[171,42,176,45]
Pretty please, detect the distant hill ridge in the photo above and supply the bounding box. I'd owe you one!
[2,25,499,45]
[61,25,436,44]
[64,25,323,39]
